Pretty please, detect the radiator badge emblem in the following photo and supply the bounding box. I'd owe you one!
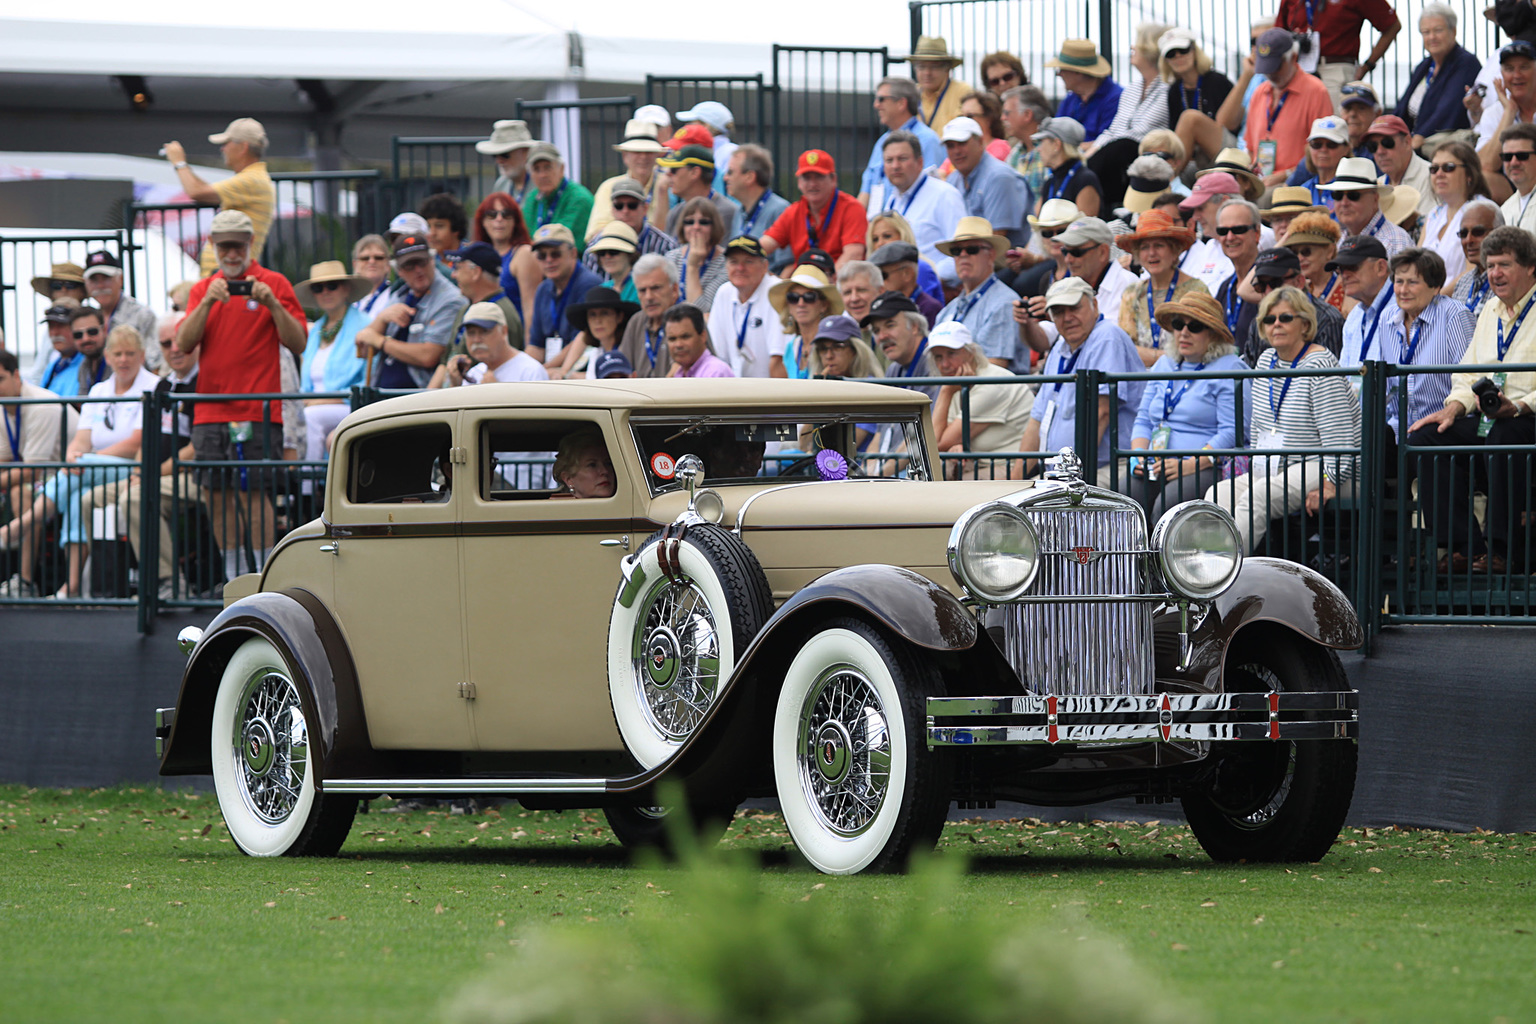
[1068,546,1101,566]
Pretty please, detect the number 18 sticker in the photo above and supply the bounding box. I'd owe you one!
[650,452,676,480]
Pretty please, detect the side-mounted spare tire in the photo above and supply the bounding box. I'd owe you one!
[607,523,774,769]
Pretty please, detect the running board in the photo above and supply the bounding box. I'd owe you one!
[927,691,1359,747]
[323,777,610,795]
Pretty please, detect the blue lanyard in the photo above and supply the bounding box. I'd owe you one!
[1360,283,1393,361]
[1046,162,1080,201]
[1223,278,1243,333]
[1365,213,1385,238]
[1051,327,1096,395]
[1162,362,1204,421]
[1308,179,1334,210]
[1403,316,1427,365]
[921,81,950,127]
[1181,79,1201,115]
[954,277,997,323]
[1465,275,1489,315]
[899,337,929,378]
[644,327,661,367]
[886,174,927,216]
[740,192,770,235]
[535,180,567,229]
[1268,349,1307,418]
[1320,272,1339,304]
[1303,0,1321,29]
[1266,89,1291,132]
[734,301,753,351]
[547,277,575,334]
[43,353,75,390]
[1146,271,1180,347]
[89,358,108,387]
[3,407,18,459]
[1496,288,1536,360]
[805,192,840,248]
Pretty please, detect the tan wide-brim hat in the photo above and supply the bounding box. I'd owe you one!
[613,118,667,154]
[1154,293,1235,349]
[1196,148,1265,201]
[1381,185,1422,226]
[897,35,965,67]
[31,261,86,297]
[1045,39,1113,78]
[936,215,1010,259]
[295,260,372,307]
[768,267,844,317]
[1262,187,1331,222]
[1027,197,1083,229]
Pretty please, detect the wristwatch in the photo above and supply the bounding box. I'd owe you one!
[173,161,188,170]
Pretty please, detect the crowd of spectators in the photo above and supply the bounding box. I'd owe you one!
[7,4,1536,599]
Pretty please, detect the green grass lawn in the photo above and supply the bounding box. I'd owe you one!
[3,784,1533,1023]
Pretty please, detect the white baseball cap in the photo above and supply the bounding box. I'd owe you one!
[633,104,672,129]
[928,321,974,350]
[940,116,984,143]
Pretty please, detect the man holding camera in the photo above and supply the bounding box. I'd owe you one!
[1408,226,1536,575]
[175,210,305,582]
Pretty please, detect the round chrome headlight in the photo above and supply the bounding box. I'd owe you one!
[947,503,1039,603]
[1154,501,1243,600]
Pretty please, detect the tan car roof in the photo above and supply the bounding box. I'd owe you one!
[345,378,931,425]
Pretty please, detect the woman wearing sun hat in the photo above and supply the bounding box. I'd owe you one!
[1261,186,1331,244]
[1282,212,1352,317]
[1045,39,1123,143]
[586,222,641,304]
[768,266,844,379]
[296,261,372,471]
[896,36,974,133]
[559,285,640,380]
[1125,291,1247,523]
[1116,209,1209,364]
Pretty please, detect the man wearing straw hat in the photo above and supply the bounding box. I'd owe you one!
[934,217,1018,368]
[1320,158,1414,256]
[478,119,540,206]
[585,120,669,244]
[895,36,974,134]
[1045,40,1122,144]
[162,117,276,276]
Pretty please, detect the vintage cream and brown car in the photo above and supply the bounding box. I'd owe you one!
[156,379,1361,875]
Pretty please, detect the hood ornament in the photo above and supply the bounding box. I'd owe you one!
[1043,448,1082,482]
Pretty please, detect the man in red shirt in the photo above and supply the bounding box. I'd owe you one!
[1245,28,1337,190]
[761,150,868,269]
[1274,0,1399,113]
[175,209,306,580]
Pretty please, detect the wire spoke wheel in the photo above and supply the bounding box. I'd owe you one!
[796,666,892,838]
[232,668,308,825]
[632,577,722,741]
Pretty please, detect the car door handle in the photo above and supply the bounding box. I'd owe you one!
[599,536,631,551]
[319,543,339,555]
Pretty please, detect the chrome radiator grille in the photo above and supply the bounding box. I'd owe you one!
[1002,504,1155,696]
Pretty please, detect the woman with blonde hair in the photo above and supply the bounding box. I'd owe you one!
[1138,129,1189,195]
[1085,21,1173,209]
[1204,284,1359,553]
[866,211,945,303]
[1159,28,1238,175]
[768,266,844,379]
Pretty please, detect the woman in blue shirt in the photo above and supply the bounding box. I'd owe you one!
[296,261,371,473]
[1124,292,1246,524]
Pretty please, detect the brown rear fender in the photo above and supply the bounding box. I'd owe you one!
[158,589,378,778]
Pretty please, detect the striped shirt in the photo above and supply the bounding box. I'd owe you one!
[1248,346,1361,482]
[1097,77,1170,147]
[1450,267,1492,320]
[1376,296,1474,436]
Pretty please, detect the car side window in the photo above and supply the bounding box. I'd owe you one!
[481,421,609,500]
[347,423,453,504]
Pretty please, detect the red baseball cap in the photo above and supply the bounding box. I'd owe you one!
[796,149,836,176]
[663,123,714,151]
[1365,114,1410,139]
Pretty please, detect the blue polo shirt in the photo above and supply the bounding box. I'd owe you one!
[947,153,1032,246]
[936,274,1019,365]
[528,262,603,350]
[1031,318,1146,466]
[1057,78,1123,142]
[38,350,85,398]
[861,118,947,193]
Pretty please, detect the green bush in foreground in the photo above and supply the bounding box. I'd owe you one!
[446,844,1198,1024]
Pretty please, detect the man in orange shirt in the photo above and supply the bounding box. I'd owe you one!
[761,151,869,268]
[1245,28,1335,191]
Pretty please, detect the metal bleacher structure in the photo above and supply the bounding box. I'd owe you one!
[1,0,1531,636]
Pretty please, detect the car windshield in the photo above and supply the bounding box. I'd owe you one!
[630,412,930,493]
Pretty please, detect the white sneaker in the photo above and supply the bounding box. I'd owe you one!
[0,573,38,598]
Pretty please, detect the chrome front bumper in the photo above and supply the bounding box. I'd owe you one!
[926,692,1359,747]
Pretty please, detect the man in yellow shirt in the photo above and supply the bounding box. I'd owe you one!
[162,118,276,275]
[897,36,974,134]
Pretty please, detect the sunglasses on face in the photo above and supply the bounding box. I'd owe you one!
[1309,138,1344,149]
[1504,150,1536,163]
[611,199,642,211]
[1039,227,1067,240]
[1164,45,1194,58]
[73,326,102,339]
[50,280,84,291]
[952,243,991,256]
[483,209,519,220]
[1166,317,1208,334]
[532,248,566,261]
[784,291,822,304]
[1365,137,1398,153]
[159,339,176,349]
[1429,162,1462,174]
[1059,245,1096,259]
[309,281,345,294]
[984,71,1019,88]
[1215,224,1254,236]
[1458,225,1492,239]
[1331,191,1368,202]
[1261,313,1299,325]
[1291,245,1319,258]
[398,258,433,271]
[1253,277,1286,291]
[681,218,712,228]
[355,254,387,262]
